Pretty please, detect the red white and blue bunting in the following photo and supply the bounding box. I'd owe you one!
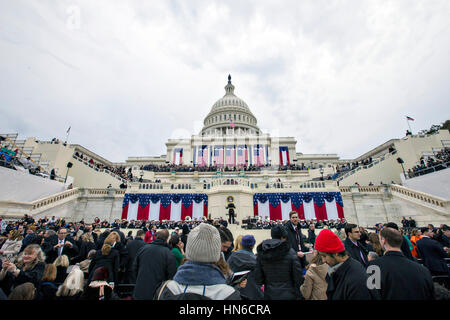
[253,192,344,221]
[121,193,208,221]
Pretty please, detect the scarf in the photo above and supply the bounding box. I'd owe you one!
[173,261,226,286]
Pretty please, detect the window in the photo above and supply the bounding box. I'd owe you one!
[238,114,241,120]
[234,114,236,120]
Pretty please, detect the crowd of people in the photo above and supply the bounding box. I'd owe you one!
[0,213,448,301]
[74,152,131,181]
[140,163,266,173]
[407,148,450,178]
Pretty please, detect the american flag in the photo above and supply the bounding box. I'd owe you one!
[225,145,236,166]
[197,145,207,166]
[237,145,248,166]
[214,146,224,167]
[406,116,414,121]
[230,119,235,128]
[254,145,265,166]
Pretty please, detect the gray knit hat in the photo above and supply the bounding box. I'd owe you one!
[185,223,221,263]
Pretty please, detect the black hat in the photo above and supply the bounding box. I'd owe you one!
[271,225,288,240]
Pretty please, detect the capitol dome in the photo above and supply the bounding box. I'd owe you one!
[201,75,260,136]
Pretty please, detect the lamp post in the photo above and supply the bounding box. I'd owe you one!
[320,167,324,181]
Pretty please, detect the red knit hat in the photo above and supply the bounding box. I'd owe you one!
[315,229,345,253]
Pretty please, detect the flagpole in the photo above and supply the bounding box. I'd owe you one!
[406,117,412,134]
[65,126,71,144]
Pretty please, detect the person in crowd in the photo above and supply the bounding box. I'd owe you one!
[0,230,23,263]
[104,231,128,283]
[55,265,84,300]
[315,229,377,300]
[155,223,241,300]
[79,249,97,279]
[227,235,263,300]
[384,222,416,261]
[439,224,450,249]
[37,263,58,300]
[0,244,45,296]
[401,228,414,254]
[410,228,422,258]
[334,226,346,242]
[144,225,157,244]
[53,255,69,284]
[232,235,244,252]
[308,224,317,246]
[45,228,79,263]
[284,211,310,270]
[254,225,303,300]
[87,233,120,286]
[416,227,449,276]
[180,224,190,249]
[133,229,176,300]
[300,250,328,300]
[344,223,369,267]
[219,221,235,259]
[123,229,146,284]
[8,282,35,300]
[82,267,119,300]
[367,249,380,260]
[368,227,435,300]
[169,234,185,269]
[368,232,384,257]
[19,226,37,252]
[72,232,97,264]
[219,229,233,261]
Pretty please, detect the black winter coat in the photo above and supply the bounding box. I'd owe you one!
[133,239,177,300]
[368,251,435,300]
[254,239,303,300]
[124,238,146,284]
[87,249,120,284]
[227,249,264,300]
[284,222,309,269]
[416,237,449,276]
[326,257,378,300]
[344,238,369,268]
[0,261,45,296]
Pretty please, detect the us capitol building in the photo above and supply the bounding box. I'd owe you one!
[0,76,449,227]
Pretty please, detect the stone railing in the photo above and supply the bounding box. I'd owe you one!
[73,155,127,183]
[339,186,382,194]
[31,188,80,210]
[389,184,449,209]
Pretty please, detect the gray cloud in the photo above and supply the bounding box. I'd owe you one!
[1,0,449,163]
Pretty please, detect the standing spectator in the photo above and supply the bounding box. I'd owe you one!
[334,227,346,242]
[416,227,449,276]
[315,229,377,300]
[300,250,328,300]
[219,229,233,261]
[308,224,317,246]
[72,233,96,264]
[410,228,422,258]
[344,224,369,267]
[227,235,264,300]
[232,235,244,252]
[0,244,45,296]
[133,230,176,300]
[368,227,435,300]
[144,225,157,244]
[53,255,69,284]
[155,223,240,300]
[169,234,185,269]
[254,225,303,300]
[284,211,310,270]
[37,264,58,300]
[384,222,415,261]
[180,224,190,249]
[439,225,450,249]
[87,234,120,285]
[0,230,23,263]
[368,232,384,257]
[123,230,146,284]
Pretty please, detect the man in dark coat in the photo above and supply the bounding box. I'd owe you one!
[227,235,264,300]
[344,223,369,267]
[284,211,310,269]
[44,228,79,263]
[315,229,378,300]
[416,227,450,276]
[254,225,303,300]
[124,230,146,284]
[133,230,177,300]
[307,224,316,246]
[368,227,435,300]
[384,222,416,261]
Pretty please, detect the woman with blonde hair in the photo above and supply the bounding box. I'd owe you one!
[87,232,120,285]
[72,232,96,264]
[0,244,45,296]
[232,235,244,252]
[53,254,69,284]
[37,264,58,300]
[0,230,23,263]
[55,265,84,300]
[300,250,328,300]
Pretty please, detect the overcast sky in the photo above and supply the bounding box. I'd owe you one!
[1,0,449,163]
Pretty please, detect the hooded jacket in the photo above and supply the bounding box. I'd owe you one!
[300,263,328,300]
[254,239,303,300]
[0,239,22,262]
[227,249,264,300]
[155,261,240,300]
